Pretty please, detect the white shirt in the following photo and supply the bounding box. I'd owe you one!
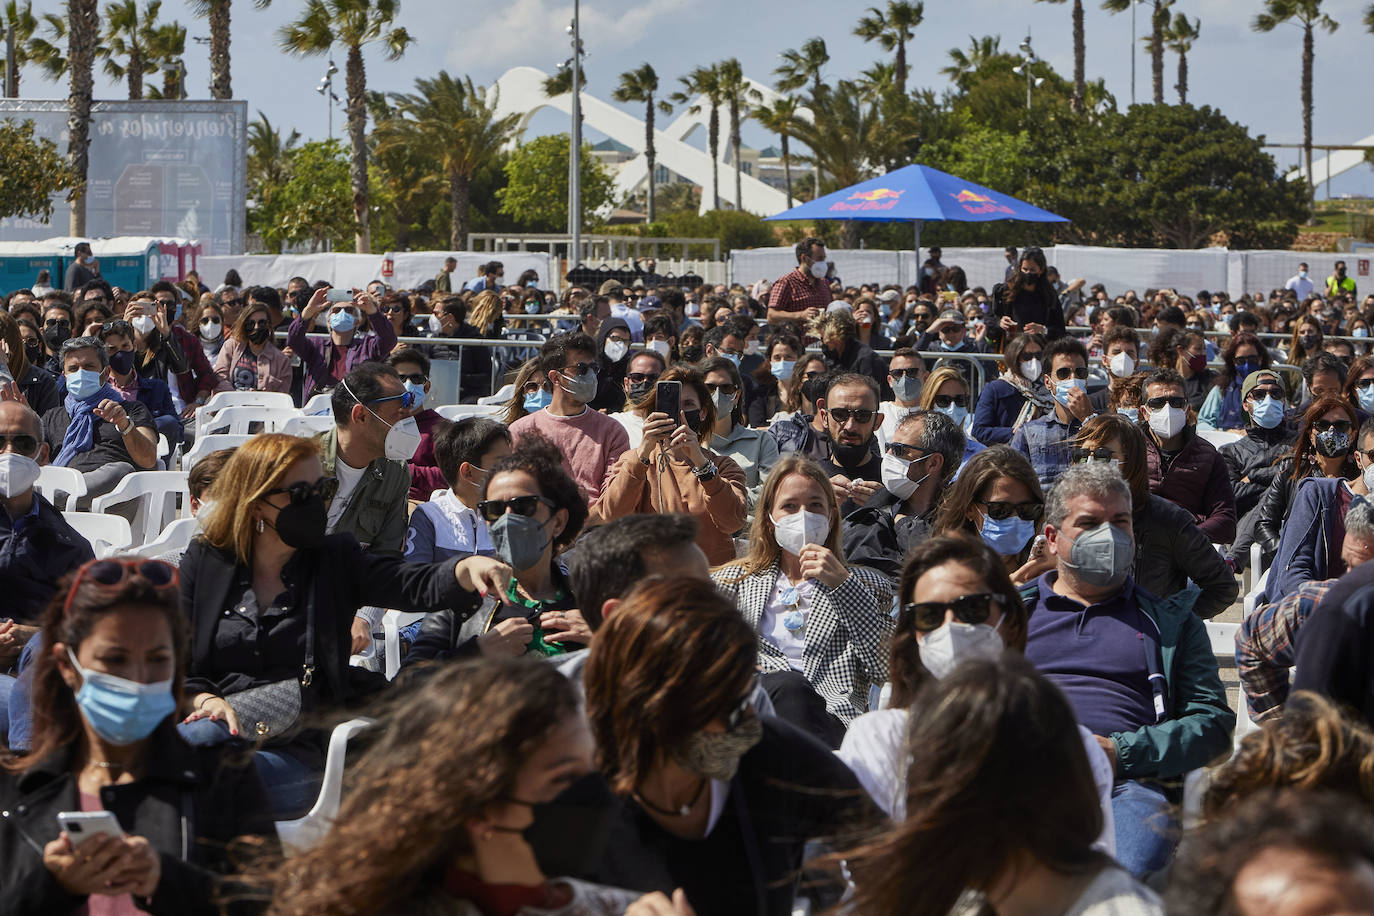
[759,574,814,671]
[614,411,645,449]
[1285,273,1315,300]
[409,488,492,557]
[876,399,921,448]
[327,457,366,535]
[837,708,1116,855]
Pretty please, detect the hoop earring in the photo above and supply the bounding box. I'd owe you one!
[256,518,264,534]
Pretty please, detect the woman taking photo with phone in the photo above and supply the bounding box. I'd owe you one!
[0,558,277,915]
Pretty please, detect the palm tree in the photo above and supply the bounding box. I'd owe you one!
[671,64,723,211]
[25,10,66,83]
[611,63,671,223]
[101,0,167,99]
[67,0,98,236]
[856,61,898,102]
[247,111,298,193]
[1366,3,1373,30]
[145,18,185,98]
[1253,0,1339,213]
[753,95,799,207]
[188,0,268,100]
[541,61,584,97]
[853,1,923,93]
[1,0,58,95]
[774,36,828,98]
[373,72,520,249]
[279,0,411,253]
[1103,0,1171,104]
[1035,1,1087,112]
[715,58,758,211]
[940,34,1002,92]
[1164,12,1200,104]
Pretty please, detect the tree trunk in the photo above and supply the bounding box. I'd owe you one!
[730,101,742,211]
[645,99,656,222]
[1301,21,1314,221]
[1151,1,1165,105]
[7,57,17,98]
[895,39,906,92]
[163,66,176,98]
[449,168,468,251]
[209,0,230,99]
[345,43,370,253]
[128,46,142,99]
[1071,0,1085,114]
[67,0,98,237]
[708,104,719,210]
[839,220,858,248]
[781,133,793,208]
[1176,50,1187,105]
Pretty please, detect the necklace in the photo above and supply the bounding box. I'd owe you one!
[90,760,126,771]
[634,778,706,817]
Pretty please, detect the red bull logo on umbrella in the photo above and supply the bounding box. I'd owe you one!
[951,188,1014,215]
[829,187,904,212]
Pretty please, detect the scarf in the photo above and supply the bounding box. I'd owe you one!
[1219,380,1245,431]
[55,383,121,468]
[998,369,1055,432]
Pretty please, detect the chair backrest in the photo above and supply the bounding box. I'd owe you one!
[90,470,192,548]
[302,392,335,417]
[195,391,298,438]
[275,716,376,856]
[477,383,515,406]
[35,466,87,512]
[280,415,336,439]
[434,404,502,422]
[200,406,301,436]
[1198,429,1243,448]
[183,434,252,472]
[132,516,199,558]
[61,511,133,558]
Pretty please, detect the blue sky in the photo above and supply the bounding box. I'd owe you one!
[20,0,1374,179]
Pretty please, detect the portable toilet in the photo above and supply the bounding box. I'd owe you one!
[0,242,64,295]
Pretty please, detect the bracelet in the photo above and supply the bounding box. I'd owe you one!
[197,695,220,710]
[117,420,133,435]
[692,459,718,481]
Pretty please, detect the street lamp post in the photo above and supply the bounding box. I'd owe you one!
[316,61,339,140]
[1011,35,1044,111]
[565,3,585,267]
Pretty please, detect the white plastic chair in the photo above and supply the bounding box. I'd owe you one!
[195,391,297,438]
[199,406,301,436]
[90,471,192,548]
[302,392,335,416]
[1198,429,1242,448]
[35,466,87,512]
[132,516,199,558]
[434,404,502,422]
[61,511,133,558]
[280,415,335,438]
[477,384,514,406]
[275,717,375,856]
[182,434,252,471]
[382,611,426,681]
[1205,621,1239,657]
[1243,568,1269,618]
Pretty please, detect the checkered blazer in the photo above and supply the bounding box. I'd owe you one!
[713,560,894,726]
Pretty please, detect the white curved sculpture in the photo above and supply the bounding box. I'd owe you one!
[489,66,791,216]
[1285,133,1374,190]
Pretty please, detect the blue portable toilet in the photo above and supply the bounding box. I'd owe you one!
[0,242,64,295]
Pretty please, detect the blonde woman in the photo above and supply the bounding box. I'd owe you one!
[467,289,504,339]
[918,365,985,464]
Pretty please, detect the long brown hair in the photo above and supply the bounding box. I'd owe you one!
[584,577,756,796]
[198,433,321,565]
[844,656,1107,916]
[639,364,716,443]
[1074,414,1151,510]
[502,357,546,426]
[1288,396,1359,482]
[782,354,828,413]
[932,446,1043,541]
[719,455,843,581]
[5,561,188,771]
[1288,314,1323,364]
[266,658,579,914]
[0,310,30,378]
[468,290,501,332]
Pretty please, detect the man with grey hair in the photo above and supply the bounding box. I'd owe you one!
[1238,495,1374,721]
[842,409,964,581]
[1022,463,1233,878]
[40,335,158,499]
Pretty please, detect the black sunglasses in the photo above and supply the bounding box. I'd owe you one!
[265,476,339,505]
[44,318,71,328]
[889,367,921,379]
[932,394,968,409]
[828,407,875,424]
[562,361,596,376]
[626,372,660,384]
[394,373,427,385]
[477,494,555,524]
[1145,396,1187,410]
[245,319,271,331]
[979,499,1043,521]
[0,434,39,455]
[705,383,738,396]
[1072,446,1119,464]
[380,305,406,314]
[885,442,927,461]
[1054,366,1090,380]
[1314,419,1352,434]
[903,593,1005,632]
[1356,379,1374,392]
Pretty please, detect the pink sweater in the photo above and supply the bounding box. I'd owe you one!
[508,407,630,502]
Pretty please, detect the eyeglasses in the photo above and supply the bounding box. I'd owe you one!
[380,305,405,315]
[477,494,555,523]
[705,383,738,396]
[932,394,969,409]
[1053,366,1090,380]
[626,372,660,384]
[395,372,427,385]
[0,433,38,455]
[725,677,758,730]
[245,320,271,332]
[1313,419,1353,434]
[903,593,1005,632]
[1072,446,1119,464]
[368,390,420,410]
[562,362,596,377]
[885,442,927,461]
[827,407,875,424]
[328,306,357,315]
[978,500,1043,521]
[1145,396,1187,410]
[1248,387,1285,400]
[265,476,340,505]
[44,318,71,328]
[62,558,179,619]
[521,382,544,396]
[889,368,921,380]
[1357,379,1374,392]
[223,298,243,308]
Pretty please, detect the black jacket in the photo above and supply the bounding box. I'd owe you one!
[987,281,1066,346]
[822,339,884,386]
[1218,424,1298,516]
[591,317,632,413]
[180,534,468,706]
[16,365,60,416]
[0,724,275,915]
[841,488,932,583]
[1134,494,1238,620]
[0,492,95,622]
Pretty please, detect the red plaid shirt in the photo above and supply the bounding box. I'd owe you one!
[768,268,831,316]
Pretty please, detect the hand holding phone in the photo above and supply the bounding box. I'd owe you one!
[325,288,353,303]
[655,381,681,428]
[57,811,125,847]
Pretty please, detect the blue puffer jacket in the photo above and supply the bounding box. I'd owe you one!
[1262,476,1345,604]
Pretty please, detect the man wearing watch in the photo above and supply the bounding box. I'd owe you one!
[41,336,158,505]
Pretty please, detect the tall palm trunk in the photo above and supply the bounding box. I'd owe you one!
[1301,21,1314,217]
[344,43,369,252]
[67,0,98,236]
[1176,47,1188,104]
[645,100,657,223]
[208,0,229,99]
[163,65,178,97]
[707,104,719,210]
[811,76,822,197]
[729,99,742,210]
[1151,1,1165,105]
[781,132,793,208]
[894,39,906,92]
[127,45,142,99]
[8,57,20,97]
[448,168,468,250]
[1071,0,1085,113]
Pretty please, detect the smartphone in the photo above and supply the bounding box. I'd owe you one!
[1029,535,1047,560]
[141,301,157,316]
[324,288,353,303]
[655,380,680,422]
[57,811,125,847]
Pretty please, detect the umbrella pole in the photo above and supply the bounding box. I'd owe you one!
[913,220,923,286]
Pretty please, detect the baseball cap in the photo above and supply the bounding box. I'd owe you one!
[1241,369,1285,400]
[826,300,852,314]
[877,289,900,304]
[938,308,964,324]
[598,279,623,297]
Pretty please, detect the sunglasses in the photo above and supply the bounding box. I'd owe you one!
[477,494,555,524]
[705,383,738,397]
[380,305,406,314]
[328,306,357,315]
[626,372,660,384]
[1145,396,1187,410]
[245,320,271,332]
[932,394,969,409]
[1356,379,1374,392]
[903,593,1005,632]
[368,390,420,410]
[889,367,921,380]
[1072,446,1119,464]
[200,317,222,326]
[396,372,427,385]
[521,382,545,395]
[62,558,178,618]
[0,433,39,455]
[1313,419,1352,434]
[827,407,875,424]
[265,476,340,505]
[803,370,825,381]
[1248,387,1284,400]
[44,318,71,328]
[725,677,758,731]
[979,499,1043,521]
[562,362,596,377]
[885,442,927,461]
[223,298,243,308]
[1053,366,1090,380]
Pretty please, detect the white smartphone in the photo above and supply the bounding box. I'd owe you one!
[1029,535,1047,560]
[324,288,353,303]
[57,811,125,847]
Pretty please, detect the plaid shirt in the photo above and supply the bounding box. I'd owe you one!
[1010,411,1085,490]
[1236,578,1336,720]
[767,267,832,315]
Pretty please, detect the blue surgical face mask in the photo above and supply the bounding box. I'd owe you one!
[329,309,357,333]
[722,352,741,368]
[1252,395,1285,428]
[524,388,552,412]
[941,338,966,352]
[936,403,968,427]
[1054,378,1086,407]
[770,360,795,381]
[1355,327,1369,338]
[1235,358,1260,379]
[1117,406,1139,423]
[980,512,1035,556]
[67,648,176,746]
[403,380,426,408]
[66,368,104,402]
[523,302,540,314]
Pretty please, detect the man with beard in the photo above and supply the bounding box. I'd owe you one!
[818,373,885,516]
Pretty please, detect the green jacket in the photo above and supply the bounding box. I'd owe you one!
[318,428,411,556]
[1020,580,1235,780]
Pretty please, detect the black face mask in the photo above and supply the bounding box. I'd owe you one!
[270,494,328,549]
[248,325,272,345]
[801,377,827,408]
[830,436,874,469]
[108,348,135,377]
[494,771,620,880]
[679,344,704,364]
[42,326,70,351]
[24,341,42,364]
[682,408,702,435]
[626,379,653,403]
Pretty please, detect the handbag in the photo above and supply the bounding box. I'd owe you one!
[227,589,317,744]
